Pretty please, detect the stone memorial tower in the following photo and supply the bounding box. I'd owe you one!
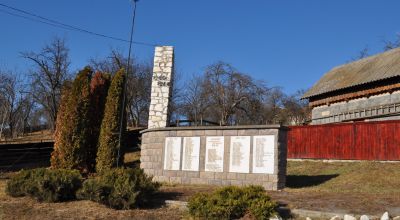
[142,46,287,190]
[148,46,174,129]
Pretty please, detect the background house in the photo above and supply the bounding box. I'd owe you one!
[303,47,400,124]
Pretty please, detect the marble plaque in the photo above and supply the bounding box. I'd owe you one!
[163,137,182,170]
[252,135,275,174]
[229,136,250,173]
[182,137,200,171]
[205,136,224,172]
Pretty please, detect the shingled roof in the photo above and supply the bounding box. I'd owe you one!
[303,47,400,99]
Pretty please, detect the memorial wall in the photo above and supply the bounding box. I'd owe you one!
[140,125,288,190]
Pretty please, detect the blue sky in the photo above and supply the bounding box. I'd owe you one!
[1,0,400,94]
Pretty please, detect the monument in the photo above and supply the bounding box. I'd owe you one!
[140,46,287,190]
[148,46,174,129]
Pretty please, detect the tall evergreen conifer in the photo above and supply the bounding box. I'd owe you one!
[96,69,127,172]
[51,82,71,168]
[86,72,111,172]
[50,67,92,172]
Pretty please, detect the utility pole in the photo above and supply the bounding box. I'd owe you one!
[117,0,139,167]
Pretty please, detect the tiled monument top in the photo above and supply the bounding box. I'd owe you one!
[141,125,289,133]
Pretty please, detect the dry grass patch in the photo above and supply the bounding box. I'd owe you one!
[124,150,141,168]
[286,160,400,193]
[0,197,183,220]
[124,151,141,164]
[0,179,6,199]
[1,130,53,143]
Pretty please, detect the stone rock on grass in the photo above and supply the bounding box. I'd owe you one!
[381,212,390,220]
[330,215,341,220]
[360,215,370,220]
[344,214,356,220]
[269,215,282,220]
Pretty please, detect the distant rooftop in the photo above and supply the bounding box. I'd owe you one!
[303,47,400,99]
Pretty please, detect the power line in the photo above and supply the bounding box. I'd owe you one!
[117,0,138,168]
[0,8,75,31]
[0,2,157,47]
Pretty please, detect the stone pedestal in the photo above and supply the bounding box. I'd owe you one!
[140,125,288,190]
[148,46,174,129]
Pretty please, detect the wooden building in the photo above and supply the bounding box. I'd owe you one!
[303,47,400,124]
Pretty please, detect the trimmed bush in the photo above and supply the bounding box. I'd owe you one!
[51,67,93,172]
[76,178,110,203]
[248,196,278,220]
[6,168,46,197]
[6,168,82,202]
[187,185,278,220]
[96,69,127,173]
[87,72,111,172]
[77,168,159,209]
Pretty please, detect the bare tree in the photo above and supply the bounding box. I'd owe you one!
[180,74,211,124]
[90,50,125,74]
[281,89,310,125]
[90,50,153,127]
[0,74,9,139]
[180,62,269,126]
[262,87,285,124]
[349,46,370,62]
[0,73,19,138]
[0,72,32,138]
[18,93,35,134]
[383,34,400,51]
[22,37,70,130]
[177,61,314,126]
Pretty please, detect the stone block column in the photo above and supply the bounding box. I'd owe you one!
[148,46,174,129]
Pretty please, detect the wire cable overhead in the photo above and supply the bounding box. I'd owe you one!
[0,2,157,47]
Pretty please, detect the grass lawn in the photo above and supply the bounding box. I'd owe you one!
[271,161,400,216]
[1,151,400,219]
[286,160,400,193]
[161,160,400,217]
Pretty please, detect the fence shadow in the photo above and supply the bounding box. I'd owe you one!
[286,174,339,188]
[124,160,140,169]
[0,142,53,172]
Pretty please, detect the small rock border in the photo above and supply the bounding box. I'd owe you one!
[164,200,400,220]
[292,211,399,220]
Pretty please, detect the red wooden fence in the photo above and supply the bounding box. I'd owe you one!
[287,120,400,161]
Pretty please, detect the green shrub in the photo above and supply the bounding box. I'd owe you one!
[187,185,277,220]
[76,178,111,203]
[248,196,278,220]
[6,168,46,197]
[77,168,159,209]
[96,69,127,173]
[6,168,82,202]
